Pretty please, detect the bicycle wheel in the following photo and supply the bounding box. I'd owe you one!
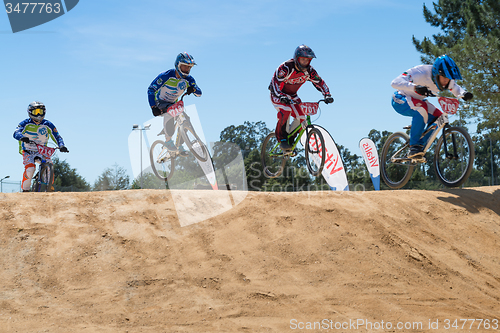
[304,127,325,177]
[180,125,209,162]
[261,132,286,178]
[150,140,175,181]
[31,170,40,192]
[32,163,54,192]
[434,126,474,187]
[380,132,415,189]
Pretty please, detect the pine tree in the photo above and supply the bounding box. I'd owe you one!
[412,0,500,135]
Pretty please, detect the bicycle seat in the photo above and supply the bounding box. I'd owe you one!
[403,125,411,130]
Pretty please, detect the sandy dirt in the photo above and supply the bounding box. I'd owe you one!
[0,186,499,332]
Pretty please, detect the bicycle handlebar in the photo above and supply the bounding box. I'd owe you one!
[289,99,328,105]
[25,140,61,150]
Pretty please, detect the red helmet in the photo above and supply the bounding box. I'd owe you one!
[293,45,316,71]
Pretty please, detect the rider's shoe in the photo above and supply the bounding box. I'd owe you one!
[407,145,424,158]
[280,139,293,152]
[165,140,178,152]
[178,145,189,157]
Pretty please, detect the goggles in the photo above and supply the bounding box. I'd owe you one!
[31,108,45,116]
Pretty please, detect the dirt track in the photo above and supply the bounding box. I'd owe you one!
[0,187,499,332]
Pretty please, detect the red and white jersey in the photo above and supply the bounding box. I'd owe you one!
[391,64,465,100]
[269,59,330,99]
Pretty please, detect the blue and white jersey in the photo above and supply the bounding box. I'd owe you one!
[147,69,202,107]
[13,118,65,154]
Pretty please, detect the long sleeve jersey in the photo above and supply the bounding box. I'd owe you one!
[147,69,202,107]
[13,118,65,154]
[269,59,330,99]
[391,65,466,100]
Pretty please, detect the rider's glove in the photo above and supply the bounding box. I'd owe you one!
[20,137,30,143]
[414,85,435,97]
[279,95,291,105]
[324,95,334,104]
[60,146,69,153]
[463,92,473,101]
[186,86,195,95]
[151,105,162,116]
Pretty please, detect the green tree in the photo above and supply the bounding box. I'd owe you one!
[52,157,90,191]
[93,164,130,191]
[473,131,500,185]
[130,172,168,189]
[412,0,500,133]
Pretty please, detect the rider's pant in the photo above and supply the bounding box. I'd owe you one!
[22,151,52,191]
[392,92,442,146]
[156,100,176,141]
[271,94,304,141]
[162,114,175,141]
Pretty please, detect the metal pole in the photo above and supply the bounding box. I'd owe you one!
[1,176,10,193]
[140,129,143,189]
[490,135,494,186]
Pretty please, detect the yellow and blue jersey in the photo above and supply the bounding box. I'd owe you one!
[147,69,202,107]
[13,118,65,154]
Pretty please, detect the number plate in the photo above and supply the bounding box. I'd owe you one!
[167,101,185,117]
[300,102,319,115]
[438,97,460,115]
[37,145,56,158]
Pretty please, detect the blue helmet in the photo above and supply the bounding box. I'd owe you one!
[175,52,196,79]
[293,44,316,72]
[432,55,462,91]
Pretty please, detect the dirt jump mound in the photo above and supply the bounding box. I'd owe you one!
[1,186,499,332]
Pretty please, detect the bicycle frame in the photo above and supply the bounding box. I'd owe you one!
[27,142,58,192]
[156,95,190,158]
[268,100,325,158]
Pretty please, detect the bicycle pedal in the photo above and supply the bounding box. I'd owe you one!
[411,156,426,163]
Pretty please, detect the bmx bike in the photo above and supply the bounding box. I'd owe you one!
[380,96,474,189]
[150,93,209,181]
[26,142,60,192]
[261,99,328,178]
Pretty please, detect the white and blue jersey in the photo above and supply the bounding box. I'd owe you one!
[147,69,202,107]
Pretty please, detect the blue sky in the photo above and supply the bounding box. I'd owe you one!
[0,0,444,190]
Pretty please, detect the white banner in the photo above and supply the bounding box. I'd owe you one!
[195,148,218,190]
[301,125,349,191]
[359,138,380,191]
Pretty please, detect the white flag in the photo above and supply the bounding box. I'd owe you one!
[301,125,349,191]
[359,138,380,190]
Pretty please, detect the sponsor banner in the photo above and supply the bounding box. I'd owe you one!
[301,125,349,191]
[359,138,380,191]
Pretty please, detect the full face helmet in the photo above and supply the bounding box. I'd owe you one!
[293,44,316,72]
[175,52,197,79]
[432,55,462,91]
[27,101,46,123]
